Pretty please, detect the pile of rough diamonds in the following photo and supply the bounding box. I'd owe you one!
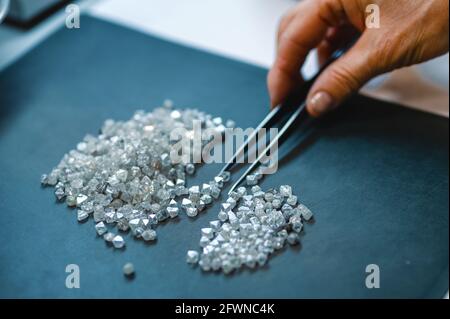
[186,184,313,274]
[40,101,234,248]
[40,100,314,275]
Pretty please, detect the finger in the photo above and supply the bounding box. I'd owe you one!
[306,34,382,117]
[317,28,338,65]
[267,0,345,107]
[318,25,359,65]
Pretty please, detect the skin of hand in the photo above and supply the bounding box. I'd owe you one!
[267,0,449,117]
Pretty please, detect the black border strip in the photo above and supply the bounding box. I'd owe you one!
[0,299,446,317]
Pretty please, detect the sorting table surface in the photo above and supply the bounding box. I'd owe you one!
[0,16,448,298]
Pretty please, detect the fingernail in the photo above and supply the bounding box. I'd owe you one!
[308,91,334,115]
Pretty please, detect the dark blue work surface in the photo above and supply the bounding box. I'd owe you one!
[0,16,448,298]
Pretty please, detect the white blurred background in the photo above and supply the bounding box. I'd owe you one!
[0,0,448,117]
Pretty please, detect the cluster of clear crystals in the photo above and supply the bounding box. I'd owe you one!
[245,167,265,186]
[41,100,234,248]
[182,171,230,218]
[123,262,135,276]
[187,185,313,274]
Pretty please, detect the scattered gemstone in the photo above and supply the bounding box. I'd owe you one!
[214,176,224,187]
[185,163,195,175]
[221,202,232,212]
[199,236,210,247]
[142,229,157,241]
[123,262,135,276]
[40,174,48,185]
[186,250,199,264]
[116,169,128,182]
[298,204,313,221]
[77,210,89,222]
[93,207,105,222]
[112,235,125,248]
[210,186,221,199]
[190,184,313,274]
[186,207,198,218]
[225,119,235,128]
[209,220,221,231]
[287,232,300,245]
[103,232,115,242]
[117,219,129,232]
[290,215,303,233]
[201,194,212,205]
[95,222,108,235]
[167,206,179,218]
[246,175,258,186]
[218,210,228,222]
[76,194,88,206]
[66,195,76,207]
[220,171,231,183]
[272,199,282,209]
[287,195,298,206]
[54,188,65,201]
[279,185,292,197]
[71,179,83,189]
[181,198,193,208]
[201,227,214,239]
[251,185,261,194]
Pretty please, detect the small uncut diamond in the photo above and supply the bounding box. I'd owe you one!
[287,195,298,206]
[77,210,89,222]
[142,229,157,241]
[103,232,115,242]
[76,194,88,206]
[186,250,200,264]
[95,222,108,235]
[186,207,198,218]
[279,185,292,197]
[246,175,258,186]
[112,235,125,249]
[201,227,214,239]
[167,206,179,218]
[123,262,135,276]
[55,188,65,201]
[287,232,300,245]
[185,163,195,175]
[298,203,314,221]
[188,184,313,274]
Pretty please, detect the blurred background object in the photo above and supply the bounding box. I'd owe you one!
[82,0,450,117]
[0,0,10,24]
[5,0,68,28]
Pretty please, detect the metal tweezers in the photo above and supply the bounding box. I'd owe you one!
[220,47,349,194]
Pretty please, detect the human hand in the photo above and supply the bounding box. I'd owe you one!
[267,0,449,116]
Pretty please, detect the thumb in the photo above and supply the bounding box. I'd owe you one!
[306,36,380,117]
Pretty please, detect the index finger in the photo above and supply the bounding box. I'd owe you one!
[268,0,343,107]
